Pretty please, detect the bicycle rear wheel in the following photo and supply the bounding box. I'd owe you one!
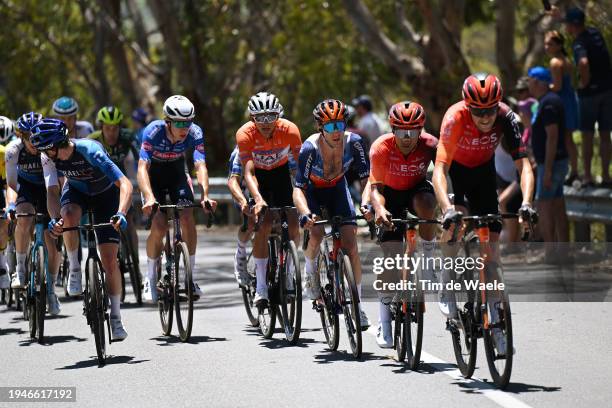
[35,246,46,344]
[158,256,173,336]
[339,250,361,358]
[279,241,301,345]
[317,249,339,351]
[174,242,193,342]
[483,292,513,389]
[241,251,259,327]
[394,301,408,361]
[123,232,142,305]
[88,258,106,366]
[405,268,424,370]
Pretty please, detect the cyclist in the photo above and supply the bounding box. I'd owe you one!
[293,99,371,329]
[89,106,139,259]
[432,73,536,353]
[0,116,14,289]
[236,92,301,305]
[131,107,149,146]
[138,95,216,302]
[51,96,94,138]
[6,112,63,313]
[227,146,254,286]
[33,118,132,340]
[369,101,438,348]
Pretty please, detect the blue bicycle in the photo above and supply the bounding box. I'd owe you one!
[17,213,53,344]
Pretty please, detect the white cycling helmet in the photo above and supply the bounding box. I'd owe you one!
[248,92,283,116]
[163,95,195,120]
[0,116,15,143]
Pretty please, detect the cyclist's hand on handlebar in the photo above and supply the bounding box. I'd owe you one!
[5,202,16,221]
[111,212,128,231]
[360,204,374,223]
[48,218,64,237]
[518,203,537,238]
[142,196,157,216]
[375,208,393,229]
[299,213,315,230]
[253,199,268,217]
[240,201,252,216]
[442,208,463,230]
[201,197,217,213]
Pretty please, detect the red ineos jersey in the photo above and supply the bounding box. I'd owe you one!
[436,101,526,168]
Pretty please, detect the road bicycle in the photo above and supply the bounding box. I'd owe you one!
[118,228,142,305]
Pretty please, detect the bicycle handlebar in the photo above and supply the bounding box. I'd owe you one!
[154,201,215,228]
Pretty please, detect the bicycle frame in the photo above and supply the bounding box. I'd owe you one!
[25,215,51,299]
[266,207,293,301]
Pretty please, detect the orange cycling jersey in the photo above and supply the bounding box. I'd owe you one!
[369,132,438,191]
[436,101,526,168]
[236,118,301,170]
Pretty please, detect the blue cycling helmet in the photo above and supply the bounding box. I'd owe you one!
[16,112,44,133]
[131,107,148,124]
[52,96,79,116]
[30,118,69,151]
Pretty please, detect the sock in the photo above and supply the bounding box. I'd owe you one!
[379,301,391,323]
[189,255,195,272]
[357,283,362,299]
[68,250,80,272]
[147,257,158,280]
[254,257,268,292]
[304,256,315,277]
[422,238,436,281]
[237,239,247,251]
[16,253,27,273]
[109,295,121,319]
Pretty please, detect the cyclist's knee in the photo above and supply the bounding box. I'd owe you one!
[60,204,82,225]
[413,192,436,218]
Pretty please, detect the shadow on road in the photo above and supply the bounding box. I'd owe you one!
[452,378,562,395]
[313,350,388,364]
[56,355,150,370]
[258,336,317,349]
[18,335,87,347]
[380,360,439,375]
[150,335,227,346]
[504,381,562,394]
[0,327,25,336]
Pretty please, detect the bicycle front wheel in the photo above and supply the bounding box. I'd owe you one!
[339,250,361,358]
[405,267,424,370]
[35,246,46,344]
[158,255,173,336]
[483,293,513,388]
[174,242,193,342]
[279,241,301,345]
[241,251,259,327]
[317,249,339,351]
[87,258,106,366]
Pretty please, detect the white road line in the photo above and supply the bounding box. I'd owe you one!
[365,326,534,408]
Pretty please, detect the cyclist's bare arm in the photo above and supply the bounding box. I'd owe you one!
[137,159,155,214]
[114,176,133,215]
[228,176,248,211]
[432,161,453,213]
[195,161,216,211]
[6,185,17,206]
[47,185,62,219]
[292,186,310,217]
[514,157,535,205]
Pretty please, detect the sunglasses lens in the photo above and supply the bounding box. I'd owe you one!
[173,121,192,128]
[323,121,346,133]
[470,107,498,117]
[254,114,278,124]
[394,128,421,139]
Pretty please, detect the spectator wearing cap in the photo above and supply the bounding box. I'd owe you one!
[545,30,580,186]
[564,7,612,187]
[131,107,149,146]
[352,95,382,149]
[527,66,569,260]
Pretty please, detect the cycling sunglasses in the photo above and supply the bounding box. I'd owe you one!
[171,120,193,129]
[252,113,279,124]
[393,128,422,139]
[469,106,499,118]
[322,121,346,133]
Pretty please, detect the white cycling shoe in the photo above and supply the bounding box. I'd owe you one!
[376,321,393,348]
[302,272,320,300]
[233,250,248,287]
[47,293,61,316]
[438,290,457,319]
[110,316,128,341]
[254,287,268,306]
[67,270,83,296]
[11,269,25,289]
[359,308,371,330]
[142,277,158,303]
[192,282,204,300]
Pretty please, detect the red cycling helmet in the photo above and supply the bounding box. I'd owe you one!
[462,73,503,109]
[313,99,348,124]
[388,101,426,129]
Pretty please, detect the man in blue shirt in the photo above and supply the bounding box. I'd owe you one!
[527,66,570,262]
[32,118,133,341]
[564,7,612,187]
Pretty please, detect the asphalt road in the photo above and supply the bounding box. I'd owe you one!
[0,229,611,408]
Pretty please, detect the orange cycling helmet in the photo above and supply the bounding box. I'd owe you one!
[313,99,348,124]
[388,101,426,129]
[462,73,503,109]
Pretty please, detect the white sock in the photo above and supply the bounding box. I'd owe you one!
[254,257,268,292]
[68,250,80,272]
[286,253,293,276]
[379,301,391,323]
[16,253,27,273]
[357,283,362,299]
[304,256,315,277]
[147,257,158,280]
[189,255,195,272]
[109,295,121,318]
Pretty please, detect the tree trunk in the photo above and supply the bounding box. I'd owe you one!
[495,0,520,89]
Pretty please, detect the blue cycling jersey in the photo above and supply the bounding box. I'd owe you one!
[42,139,125,196]
[139,120,206,163]
[294,132,369,189]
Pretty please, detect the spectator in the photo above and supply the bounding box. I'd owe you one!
[545,30,580,186]
[513,76,531,102]
[564,7,612,188]
[352,95,382,148]
[131,107,149,146]
[527,66,570,261]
